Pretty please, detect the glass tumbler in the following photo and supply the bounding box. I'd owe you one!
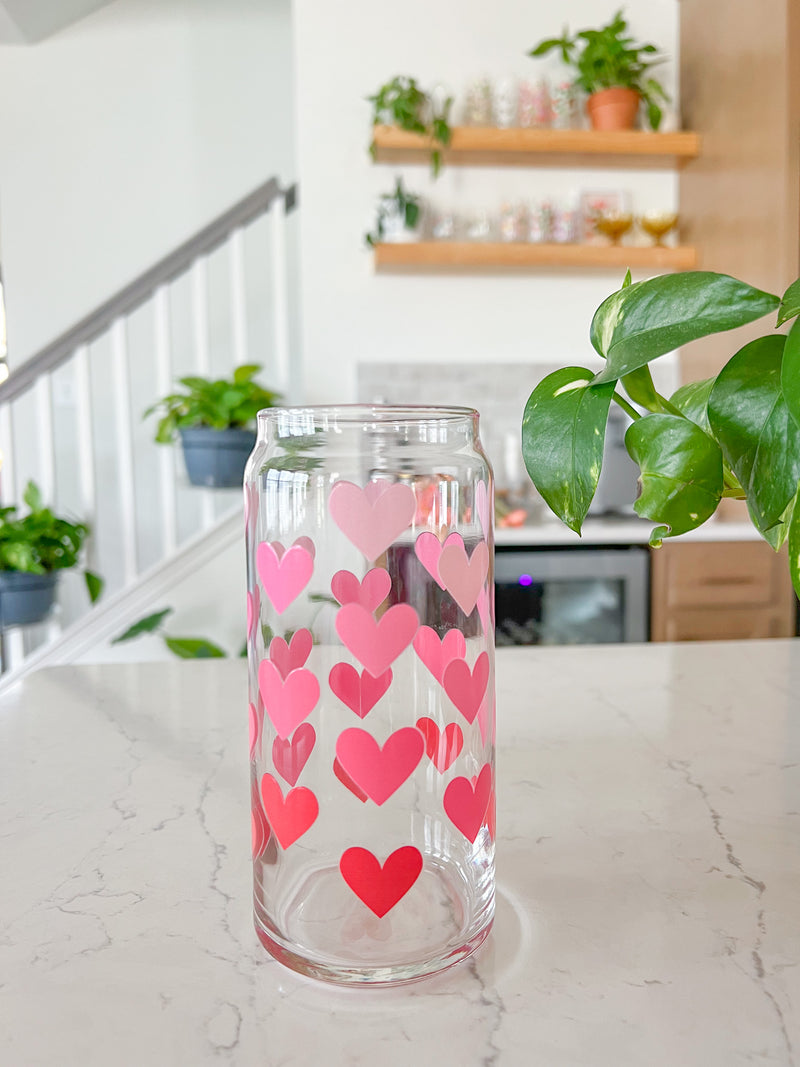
[245,405,495,984]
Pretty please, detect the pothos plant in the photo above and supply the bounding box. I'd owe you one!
[367,75,452,177]
[521,270,800,599]
[365,178,421,248]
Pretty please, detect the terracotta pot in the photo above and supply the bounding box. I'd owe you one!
[586,87,641,131]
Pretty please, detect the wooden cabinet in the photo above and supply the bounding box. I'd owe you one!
[650,540,796,642]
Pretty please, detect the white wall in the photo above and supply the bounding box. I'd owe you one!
[293,0,680,403]
[0,0,296,365]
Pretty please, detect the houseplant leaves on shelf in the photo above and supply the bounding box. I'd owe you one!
[144,363,281,489]
[365,178,422,247]
[0,480,102,627]
[528,8,669,131]
[521,269,800,598]
[367,75,452,177]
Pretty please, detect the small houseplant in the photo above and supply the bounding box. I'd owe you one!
[145,363,281,489]
[528,9,669,131]
[0,480,102,627]
[365,178,422,247]
[521,270,800,599]
[367,75,452,177]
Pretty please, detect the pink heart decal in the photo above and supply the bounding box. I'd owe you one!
[443,652,490,724]
[328,480,416,561]
[259,773,319,849]
[444,764,492,843]
[416,717,464,773]
[414,531,462,589]
[475,480,491,538]
[331,567,392,611]
[272,723,316,786]
[476,585,492,637]
[251,778,270,858]
[256,539,315,614]
[335,603,419,678]
[438,538,490,616]
[246,591,255,639]
[258,660,320,739]
[335,726,424,805]
[412,626,467,684]
[333,757,368,802]
[269,629,313,679]
[329,662,393,718]
[248,701,262,761]
[339,846,423,918]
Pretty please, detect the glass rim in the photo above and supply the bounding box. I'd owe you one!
[257,403,479,426]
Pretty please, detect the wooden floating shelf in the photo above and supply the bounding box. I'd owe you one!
[373,241,697,273]
[371,125,701,169]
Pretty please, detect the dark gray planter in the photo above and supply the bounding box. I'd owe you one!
[0,571,58,627]
[179,427,256,489]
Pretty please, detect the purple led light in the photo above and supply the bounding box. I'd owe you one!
[519,574,533,587]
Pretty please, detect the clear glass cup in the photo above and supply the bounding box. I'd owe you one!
[245,405,495,985]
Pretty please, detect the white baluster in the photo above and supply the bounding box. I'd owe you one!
[2,628,25,672]
[270,195,290,397]
[111,318,138,581]
[35,375,56,505]
[191,257,215,528]
[0,402,16,504]
[154,285,178,555]
[73,345,96,522]
[229,227,248,369]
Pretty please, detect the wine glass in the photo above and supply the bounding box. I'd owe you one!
[639,211,679,247]
[593,212,634,246]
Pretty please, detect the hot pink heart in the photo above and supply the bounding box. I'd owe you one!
[328,479,416,561]
[257,539,315,614]
[333,757,369,802]
[248,701,262,761]
[412,626,467,683]
[259,773,318,850]
[335,726,424,805]
[269,629,313,679]
[414,531,462,588]
[438,538,490,616]
[329,662,393,718]
[339,845,423,918]
[415,717,464,773]
[258,660,320,739]
[442,652,490,724]
[272,723,316,786]
[444,764,492,843]
[335,603,419,678]
[330,567,392,611]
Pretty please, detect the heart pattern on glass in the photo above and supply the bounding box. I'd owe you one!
[272,723,316,786]
[414,531,462,589]
[335,603,418,678]
[438,537,489,616]
[259,773,319,849]
[339,845,423,918]
[328,479,416,561]
[329,662,392,718]
[268,629,313,680]
[258,660,320,740]
[412,626,467,684]
[443,764,492,843]
[415,717,464,773]
[442,652,490,724]
[335,726,424,806]
[333,757,369,803]
[331,567,392,611]
[257,538,316,614]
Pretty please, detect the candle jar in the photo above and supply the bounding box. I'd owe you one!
[246,405,496,985]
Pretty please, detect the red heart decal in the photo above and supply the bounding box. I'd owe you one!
[412,626,467,683]
[272,723,316,786]
[328,479,416,561]
[259,773,318,849]
[442,652,490,724]
[339,846,423,918]
[256,538,315,614]
[415,717,464,773]
[329,662,392,718]
[443,764,492,843]
[335,726,424,805]
[269,628,313,679]
[333,757,368,802]
[438,537,490,616]
[331,567,392,611]
[335,603,419,678]
[258,660,319,740]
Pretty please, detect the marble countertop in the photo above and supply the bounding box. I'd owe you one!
[495,516,761,547]
[3,642,800,1066]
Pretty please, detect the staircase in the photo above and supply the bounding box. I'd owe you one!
[0,176,298,687]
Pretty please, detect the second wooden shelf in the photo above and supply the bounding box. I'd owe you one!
[373,241,697,272]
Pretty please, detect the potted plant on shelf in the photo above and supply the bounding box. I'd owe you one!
[0,481,102,627]
[521,269,800,598]
[528,9,670,131]
[145,364,281,489]
[365,178,422,247]
[367,75,452,177]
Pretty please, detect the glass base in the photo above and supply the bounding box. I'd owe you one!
[254,859,495,985]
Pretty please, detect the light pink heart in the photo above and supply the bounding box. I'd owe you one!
[438,538,490,616]
[269,536,316,562]
[475,480,491,538]
[258,660,320,740]
[444,764,493,843]
[442,652,490,724]
[329,662,393,718]
[331,568,392,611]
[335,603,419,678]
[335,726,424,805]
[476,585,493,637]
[272,723,316,786]
[412,626,467,684]
[328,479,416,561]
[416,717,464,773]
[260,773,318,850]
[269,629,313,680]
[257,539,315,614]
[414,531,462,589]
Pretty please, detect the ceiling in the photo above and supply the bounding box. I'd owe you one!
[0,0,114,43]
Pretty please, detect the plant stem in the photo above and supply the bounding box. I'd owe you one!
[612,392,641,421]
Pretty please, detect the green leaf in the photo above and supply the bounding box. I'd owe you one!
[669,377,716,435]
[621,269,632,289]
[590,272,780,383]
[84,570,104,604]
[625,413,724,543]
[788,484,800,599]
[709,335,800,532]
[233,363,261,384]
[621,366,663,412]
[757,488,796,550]
[521,367,615,534]
[777,278,800,327]
[112,608,173,644]
[22,481,43,512]
[781,316,800,428]
[164,636,226,659]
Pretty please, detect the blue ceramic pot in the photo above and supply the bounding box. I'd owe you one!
[0,571,58,627]
[179,427,256,489]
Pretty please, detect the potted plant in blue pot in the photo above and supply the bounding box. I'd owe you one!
[145,364,281,489]
[0,481,102,627]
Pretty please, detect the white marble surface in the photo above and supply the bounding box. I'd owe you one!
[2,642,800,1065]
[495,516,761,546]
